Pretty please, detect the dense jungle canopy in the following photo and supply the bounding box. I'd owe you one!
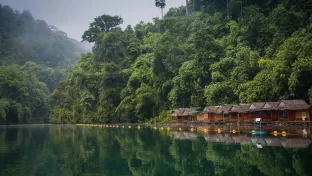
[1,0,312,124]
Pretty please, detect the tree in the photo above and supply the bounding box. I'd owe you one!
[82,15,123,42]
[155,0,166,19]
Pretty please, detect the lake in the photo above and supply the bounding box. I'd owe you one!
[0,124,312,176]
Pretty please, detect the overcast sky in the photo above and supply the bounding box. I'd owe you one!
[0,0,184,41]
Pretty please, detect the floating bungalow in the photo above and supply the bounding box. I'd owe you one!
[229,104,251,122]
[170,100,311,124]
[170,107,202,122]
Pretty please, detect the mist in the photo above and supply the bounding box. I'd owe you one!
[0,0,184,41]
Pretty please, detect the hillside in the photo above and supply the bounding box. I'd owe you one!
[49,0,312,124]
[0,4,90,124]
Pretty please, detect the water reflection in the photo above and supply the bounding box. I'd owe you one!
[0,125,311,176]
[170,125,312,149]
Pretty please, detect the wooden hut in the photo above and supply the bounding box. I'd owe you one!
[261,102,280,121]
[220,105,233,122]
[228,104,250,122]
[170,108,188,122]
[277,100,310,121]
[215,106,224,121]
[189,107,203,121]
[247,102,266,121]
[202,106,219,122]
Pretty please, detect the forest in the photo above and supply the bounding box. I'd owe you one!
[0,5,90,124]
[1,0,312,124]
[49,0,312,123]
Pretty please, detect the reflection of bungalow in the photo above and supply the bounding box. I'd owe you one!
[171,131,199,140]
[251,138,268,146]
[278,100,310,121]
[232,135,251,144]
[281,138,312,148]
[264,138,283,147]
[203,134,220,142]
[218,134,234,143]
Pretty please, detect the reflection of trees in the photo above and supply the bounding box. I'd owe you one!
[0,126,312,176]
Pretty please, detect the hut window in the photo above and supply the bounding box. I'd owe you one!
[224,114,229,118]
[282,111,287,117]
[263,112,268,117]
[232,113,238,118]
[258,111,263,115]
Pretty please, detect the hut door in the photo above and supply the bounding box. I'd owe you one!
[271,111,278,121]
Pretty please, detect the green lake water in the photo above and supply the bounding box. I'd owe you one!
[1,125,312,176]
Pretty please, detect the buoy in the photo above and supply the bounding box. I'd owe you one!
[273,131,278,136]
[110,125,112,127]
[218,129,221,133]
[232,129,236,134]
[282,131,287,137]
[204,128,207,133]
[252,130,255,134]
[122,126,124,128]
[116,125,119,128]
[154,127,157,130]
[167,127,170,130]
[190,128,194,132]
[106,125,108,127]
[179,128,182,131]
[128,126,131,129]
[161,127,164,130]
[138,126,141,129]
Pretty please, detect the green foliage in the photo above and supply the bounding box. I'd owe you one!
[82,15,123,42]
[0,63,49,124]
[0,5,89,124]
[48,0,312,123]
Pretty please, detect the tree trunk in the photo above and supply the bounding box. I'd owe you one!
[227,0,229,19]
[186,0,189,16]
[241,0,243,17]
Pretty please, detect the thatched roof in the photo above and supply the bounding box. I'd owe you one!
[229,104,250,113]
[229,105,244,113]
[262,102,280,110]
[170,109,188,117]
[203,106,219,113]
[278,100,310,110]
[248,102,266,111]
[218,105,233,114]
